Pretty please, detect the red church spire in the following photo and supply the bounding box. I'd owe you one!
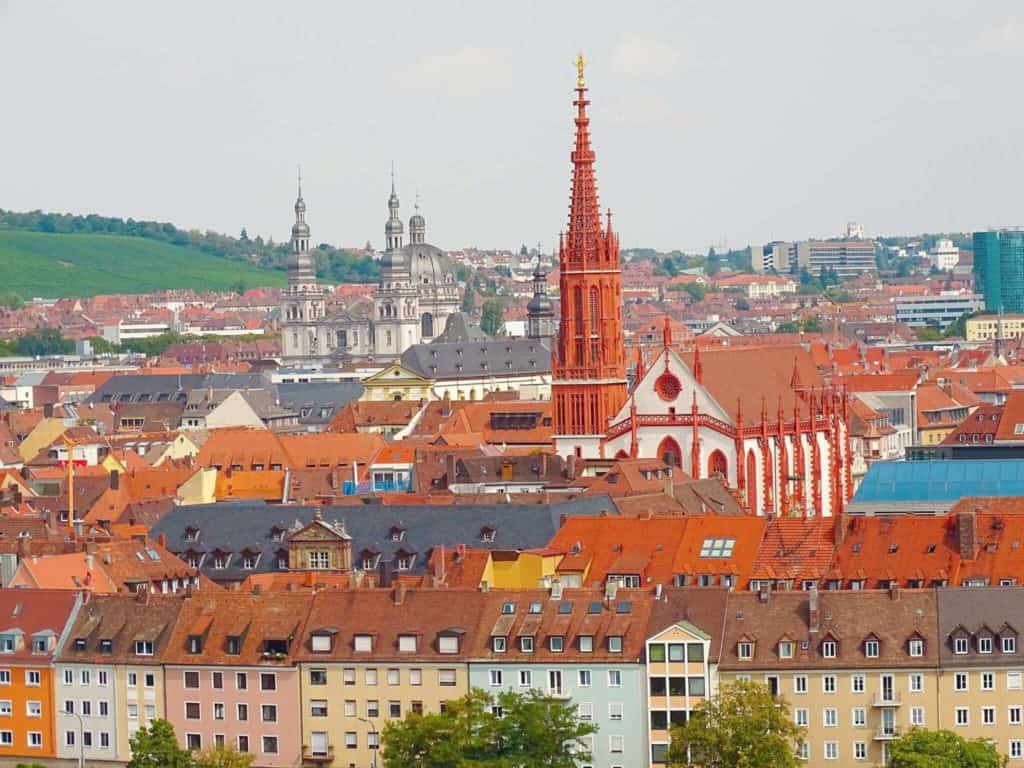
[552,55,628,457]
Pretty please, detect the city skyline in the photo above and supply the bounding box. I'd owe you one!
[2,1,1023,253]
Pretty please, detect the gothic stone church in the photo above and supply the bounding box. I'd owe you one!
[281,179,459,365]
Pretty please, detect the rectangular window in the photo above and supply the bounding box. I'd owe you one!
[26,670,40,686]
[260,673,276,691]
[853,707,866,728]
[489,670,503,687]
[609,735,624,754]
[367,700,379,718]
[519,670,532,687]
[911,707,925,727]
[608,670,622,687]
[984,706,996,726]
[520,637,534,653]
[410,669,422,686]
[910,673,923,692]
[823,675,836,693]
[185,702,201,720]
[261,704,277,723]
[956,707,969,726]
[825,741,838,760]
[795,675,807,694]
[0,701,11,716]
[212,672,223,690]
[388,668,400,686]
[28,731,42,748]
[578,702,593,721]
[795,708,808,727]
[1012,706,1023,725]
[1012,741,1024,760]
[237,704,248,722]
[955,672,969,692]
[909,639,924,657]
[310,700,328,717]
[343,668,356,685]
[824,708,837,727]
[213,703,224,721]
[851,674,865,693]
[854,742,867,761]
[389,701,401,719]
[439,669,457,687]
[26,701,40,718]
[1004,636,1017,654]
[365,668,378,686]
[185,671,200,689]
[344,700,356,717]
[235,672,247,690]
[309,669,327,686]
[578,670,591,688]
[983,672,995,691]
[262,736,278,754]
[954,637,969,655]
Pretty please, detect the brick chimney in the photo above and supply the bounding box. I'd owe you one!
[958,510,978,560]
[808,584,820,634]
[393,581,407,606]
[833,512,848,544]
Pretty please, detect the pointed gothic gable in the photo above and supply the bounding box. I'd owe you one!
[611,347,732,426]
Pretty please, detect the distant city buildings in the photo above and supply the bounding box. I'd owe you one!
[974,228,1024,314]
[893,291,983,329]
[753,234,877,278]
[930,238,961,271]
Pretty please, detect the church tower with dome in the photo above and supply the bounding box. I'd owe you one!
[281,173,328,363]
[372,177,459,357]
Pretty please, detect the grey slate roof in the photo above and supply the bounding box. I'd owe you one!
[276,382,364,427]
[88,372,275,406]
[936,586,1024,666]
[151,495,617,583]
[399,338,551,380]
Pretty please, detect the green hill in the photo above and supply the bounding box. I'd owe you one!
[0,230,286,297]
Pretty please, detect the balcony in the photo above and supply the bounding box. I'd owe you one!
[874,726,902,741]
[872,693,902,707]
[302,745,334,764]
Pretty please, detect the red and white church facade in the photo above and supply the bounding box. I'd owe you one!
[551,59,852,517]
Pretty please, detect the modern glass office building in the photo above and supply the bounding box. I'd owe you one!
[974,229,1024,313]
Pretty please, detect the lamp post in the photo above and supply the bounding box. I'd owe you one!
[357,716,379,768]
[65,706,84,768]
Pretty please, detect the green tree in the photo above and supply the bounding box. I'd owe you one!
[0,338,14,357]
[666,680,804,768]
[127,719,191,768]
[887,728,1007,768]
[87,336,119,354]
[916,326,944,342]
[734,297,750,311]
[684,283,708,302]
[776,321,800,334]
[381,688,596,768]
[232,279,247,295]
[945,312,972,339]
[705,247,721,276]
[480,299,505,336]
[13,328,73,356]
[461,285,476,314]
[0,291,24,310]
[192,745,254,768]
[800,315,823,333]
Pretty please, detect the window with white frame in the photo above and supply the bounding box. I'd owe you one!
[955,672,969,691]
[864,639,879,658]
[910,673,924,692]
[852,707,866,728]
[824,741,838,760]
[1010,706,1023,725]
[795,708,808,727]
[518,670,531,687]
[794,675,807,694]
[954,637,969,655]
[822,675,836,693]
[851,674,865,693]
[983,672,995,691]
[983,706,996,726]
[609,735,624,754]
[911,706,925,727]
[489,670,502,687]
[1004,636,1018,654]
[979,636,994,654]
[955,707,969,726]
[854,741,867,761]
[1011,740,1024,760]
[577,702,593,721]
[823,708,837,727]
[609,702,623,721]
[578,670,591,688]
[908,638,924,657]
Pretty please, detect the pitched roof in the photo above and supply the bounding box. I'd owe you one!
[56,593,184,664]
[752,517,835,583]
[0,589,80,662]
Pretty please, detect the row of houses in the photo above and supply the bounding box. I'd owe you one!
[5,584,1024,768]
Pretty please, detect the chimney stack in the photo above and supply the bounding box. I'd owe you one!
[566,454,577,481]
[833,512,848,544]
[393,581,407,606]
[808,584,820,634]
[158,533,167,548]
[758,581,771,604]
[109,469,119,491]
[957,510,978,561]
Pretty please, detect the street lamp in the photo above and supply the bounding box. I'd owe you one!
[357,716,379,768]
[64,706,84,768]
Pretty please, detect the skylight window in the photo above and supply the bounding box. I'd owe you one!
[699,538,735,558]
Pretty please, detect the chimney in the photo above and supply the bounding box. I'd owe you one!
[566,454,577,481]
[454,543,465,564]
[808,584,820,634]
[43,403,54,418]
[889,583,901,601]
[109,469,119,491]
[393,581,407,606]
[958,510,978,561]
[758,581,770,604]
[434,545,446,585]
[445,453,458,488]
[833,512,848,544]
[378,560,392,589]
[158,533,167,548]
[305,570,315,588]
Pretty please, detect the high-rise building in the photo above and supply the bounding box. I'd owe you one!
[974,229,1024,314]
[552,57,628,459]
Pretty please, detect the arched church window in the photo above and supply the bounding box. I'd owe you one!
[574,287,584,326]
[421,313,434,338]
[746,450,758,512]
[589,286,599,327]
[657,436,682,468]
[707,450,728,478]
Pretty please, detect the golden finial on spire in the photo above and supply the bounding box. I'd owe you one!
[576,53,585,88]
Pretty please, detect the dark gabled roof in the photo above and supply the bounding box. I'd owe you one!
[399,338,552,380]
[56,593,184,664]
[87,373,272,406]
[276,382,365,426]
[937,586,1024,666]
[151,495,617,582]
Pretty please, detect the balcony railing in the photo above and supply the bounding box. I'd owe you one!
[302,745,334,763]
[872,693,902,707]
[873,726,901,741]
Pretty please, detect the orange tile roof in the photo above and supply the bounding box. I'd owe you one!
[751,517,835,584]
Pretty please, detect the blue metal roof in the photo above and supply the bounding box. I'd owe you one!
[854,460,1024,503]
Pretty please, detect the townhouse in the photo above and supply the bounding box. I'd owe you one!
[936,587,1024,759]
[0,590,79,762]
[56,592,184,762]
[293,584,482,767]
[470,585,655,768]
[718,588,940,768]
[160,591,312,767]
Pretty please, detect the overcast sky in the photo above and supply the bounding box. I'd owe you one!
[2,1,1022,254]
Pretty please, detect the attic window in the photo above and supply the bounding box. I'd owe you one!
[74,639,86,651]
[135,640,154,656]
[888,544,898,554]
[389,527,405,542]
[188,635,203,654]
[185,527,200,542]
[398,634,416,653]
[264,638,288,656]
[588,601,602,615]
[31,637,48,654]
[481,526,496,543]
[864,639,880,658]
[926,544,937,554]
[226,636,242,655]
[699,538,735,558]
[617,601,632,614]
[311,634,333,653]
[528,602,542,614]
[99,639,112,654]
[501,602,516,615]
[558,601,573,615]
